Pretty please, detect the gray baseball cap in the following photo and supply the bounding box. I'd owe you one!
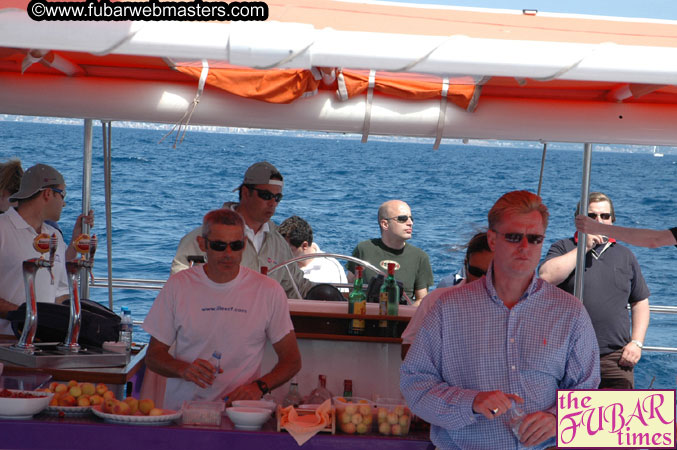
[234,161,283,191]
[9,163,64,202]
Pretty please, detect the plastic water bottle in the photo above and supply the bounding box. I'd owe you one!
[119,306,133,352]
[208,351,221,376]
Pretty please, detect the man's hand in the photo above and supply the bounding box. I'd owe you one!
[472,391,523,419]
[517,411,556,447]
[619,341,642,367]
[178,358,221,388]
[226,382,263,404]
[584,233,607,252]
[70,209,94,240]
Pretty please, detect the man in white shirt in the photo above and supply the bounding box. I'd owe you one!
[170,161,312,298]
[0,164,69,335]
[278,215,348,288]
[144,208,302,410]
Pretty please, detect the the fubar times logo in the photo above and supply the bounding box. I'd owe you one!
[557,389,675,448]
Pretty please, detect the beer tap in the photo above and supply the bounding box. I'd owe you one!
[59,234,97,352]
[13,233,57,353]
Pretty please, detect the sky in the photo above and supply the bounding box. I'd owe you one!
[387,0,677,21]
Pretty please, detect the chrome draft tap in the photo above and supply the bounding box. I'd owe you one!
[59,234,97,352]
[13,233,58,352]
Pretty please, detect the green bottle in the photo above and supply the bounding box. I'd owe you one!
[348,265,367,335]
[379,263,400,337]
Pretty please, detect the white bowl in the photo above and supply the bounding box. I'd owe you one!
[0,389,53,419]
[226,406,272,430]
[231,400,277,412]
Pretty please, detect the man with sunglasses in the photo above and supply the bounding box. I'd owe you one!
[346,200,433,304]
[540,192,650,389]
[0,163,70,336]
[170,161,312,298]
[401,191,599,450]
[144,208,301,410]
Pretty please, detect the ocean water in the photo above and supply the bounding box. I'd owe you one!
[1,120,676,388]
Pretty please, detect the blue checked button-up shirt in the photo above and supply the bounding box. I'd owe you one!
[400,266,600,450]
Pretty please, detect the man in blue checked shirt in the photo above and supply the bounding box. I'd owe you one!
[401,191,600,450]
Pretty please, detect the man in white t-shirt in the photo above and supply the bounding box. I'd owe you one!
[144,208,302,410]
[0,164,69,336]
[278,215,348,289]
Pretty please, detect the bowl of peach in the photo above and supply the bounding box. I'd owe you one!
[332,396,374,435]
[374,398,411,436]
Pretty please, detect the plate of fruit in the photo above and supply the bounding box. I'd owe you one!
[42,380,111,416]
[91,397,181,426]
[0,388,53,419]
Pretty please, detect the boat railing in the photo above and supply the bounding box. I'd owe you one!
[90,276,677,352]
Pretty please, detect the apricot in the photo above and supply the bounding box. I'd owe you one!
[81,382,96,396]
[148,408,164,416]
[113,401,131,416]
[123,397,139,414]
[59,394,76,407]
[67,380,79,388]
[139,398,155,415]
[77,396,91,407]
[102,397,118,414]
[95,383,108,396]
[102,390,115,400]
[69,385,82,398]
[89,394,103,406]
[54,384,68,394]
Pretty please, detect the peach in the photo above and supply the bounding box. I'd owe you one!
[81,382,96,396]
[54,384,68,394]
[345,404,357,415]
[69,385,82,398]
[148,408,164,416]
[358,404,371,416]
[123,397,139,414]
[399,415,409,427]
[59,394,77,407]
[113,401,131,416]
[139,398,155,415]
[387,412,398,425]
[340,412,351,424]
[48,382,60,392]
[351,413,363,425]
[378,422,390,435]
[49,393,61,406]
[67,380,79,388]
[356,423,369,434]
[89,394,103,406]
[391,424,402,436]
[95,383,108,396]
[102,390,115,400]
[102,397,118,414]
[341,422,356,434]
[77,396,91,407]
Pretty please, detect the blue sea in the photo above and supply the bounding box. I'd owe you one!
[1,120,676,388]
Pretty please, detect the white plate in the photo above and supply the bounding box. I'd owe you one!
[44,405,92,416]
[91,405,181,426]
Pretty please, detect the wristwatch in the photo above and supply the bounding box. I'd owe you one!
[255,379,269,395]
[631,339,644,349]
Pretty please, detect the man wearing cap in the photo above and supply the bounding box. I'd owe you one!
[171,162,312,299]
[346,199,433,304]
[0,163,70,336]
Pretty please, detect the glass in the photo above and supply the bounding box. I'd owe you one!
[386,215,413,223]
[588,212,611,220]
[492,230,545,245]
[249,187,283,202]
[204,238,245,252]
[508,401,526,439]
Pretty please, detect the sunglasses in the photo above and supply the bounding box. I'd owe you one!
[43,187,66,200]
[386,215,414,223]
[465,264,486,278]
[204,238,245,252]
[250,187,283,203]
[588,212,611,220]
[492,230,545,245]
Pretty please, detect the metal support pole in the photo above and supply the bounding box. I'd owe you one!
[537,142,547,196]
[79,119,93,301]
[102,121,114,310]
[573,143,592,300]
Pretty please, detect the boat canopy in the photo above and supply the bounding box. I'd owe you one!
[2,0,677,144]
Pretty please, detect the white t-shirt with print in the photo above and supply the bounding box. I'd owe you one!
[142,265,294,410]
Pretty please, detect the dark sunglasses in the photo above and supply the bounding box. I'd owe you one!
[204,238,245,252]
[588,212,611,220]
[465,264,486,278]
[45,187,66,200]
[386,215,414,223]
[493,230,545,245]
[250,187,283,202]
